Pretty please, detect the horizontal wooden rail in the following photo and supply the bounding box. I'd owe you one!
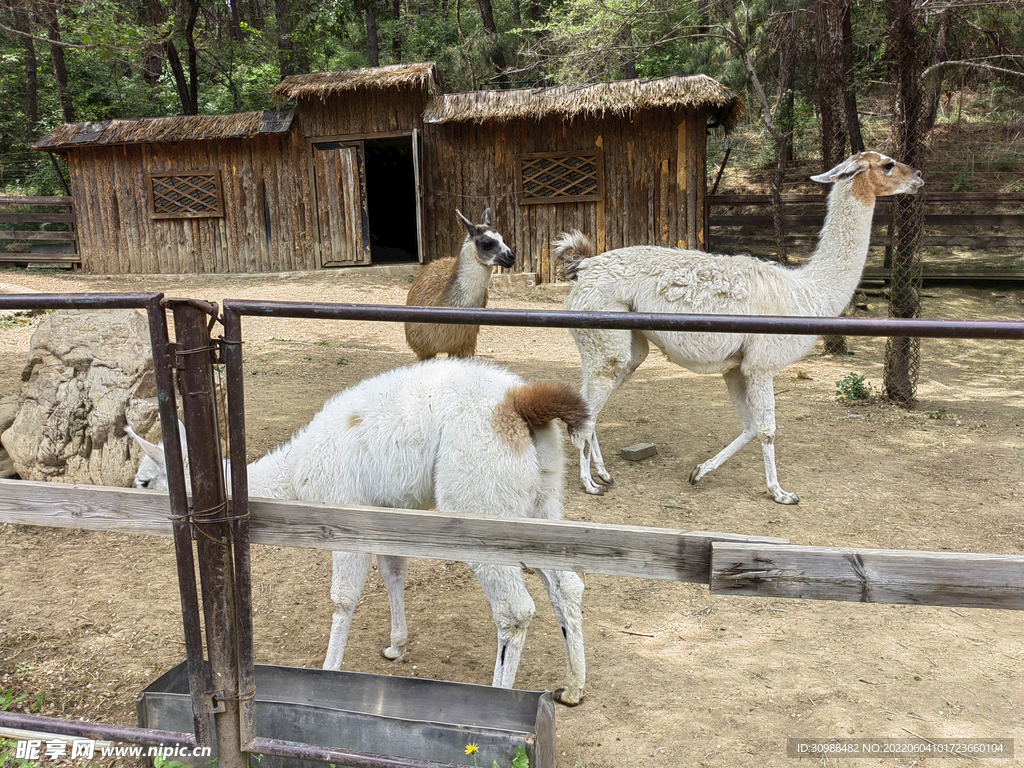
[3,478,1021,610]
[0,196,73,206]
[711,542,1024,611]
[0,229,76,240]
[0,212,75,224]
[0,253,79,263]
[0,195,79,265]
[707,192,1024,206]
[0,479,785,584]
[709,214,1024,228]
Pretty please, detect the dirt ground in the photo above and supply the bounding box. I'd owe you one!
[1,266,1022,768]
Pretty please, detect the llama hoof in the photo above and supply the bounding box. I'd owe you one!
[772,489,800,505]
[583,483,606,496]
[688,464,706,485]
[380,646,407,661]
[552,687,584,707]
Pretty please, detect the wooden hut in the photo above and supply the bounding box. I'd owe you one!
[420,75,742,283]
[33,63,741,279]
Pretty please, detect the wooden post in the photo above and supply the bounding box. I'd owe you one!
[170,300,247,768]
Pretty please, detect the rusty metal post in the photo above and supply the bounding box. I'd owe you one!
[220,306,257,747]
[145,295,212,748]
[168,299,246,768]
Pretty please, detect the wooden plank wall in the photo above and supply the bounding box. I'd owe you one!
[67,88,708,278]
[70,134,309,274]
[420,108,707,283]
[292,86,430,270]
[294,87,428,137]
[67,83,430,275]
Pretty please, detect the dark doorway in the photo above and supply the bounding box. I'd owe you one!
[364,136,419,264]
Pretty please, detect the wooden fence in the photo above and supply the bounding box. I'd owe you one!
[2,480,1022,611]
[706,191,1024,282]
[0,196,79,267]
[0,294,1022,768]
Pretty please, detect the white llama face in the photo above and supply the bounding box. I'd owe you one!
[811,151,923,201]
[457,208,515,268]
[472,228,515,268]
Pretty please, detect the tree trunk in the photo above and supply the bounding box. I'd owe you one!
[391,0,403,62]
[164,0,201,114]
[165,40,194,114]
[366,7,380,67]
[476,0,509,87]
[14,7,38,140]
[140,0,165,87]
[770,7,798,264]
[276,0,299,76]
[817,0,851,355]
[921,11,949,137]
[184,0,200,113]
[40,3,75,122]
[883,0,933,407]
[842,4,864,153]
[815,0,848,168]
[619,24,636,80]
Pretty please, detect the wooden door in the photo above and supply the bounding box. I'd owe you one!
[412,129,424,263]
[312,142,370,267]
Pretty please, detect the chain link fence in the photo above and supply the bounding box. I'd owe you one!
[884,0,929,408]
[883,192,925,406]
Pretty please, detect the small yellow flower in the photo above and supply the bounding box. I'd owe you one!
[465,744,480,756]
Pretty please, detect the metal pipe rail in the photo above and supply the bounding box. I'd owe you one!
[2,292,1021,768]
[0,293,211,755]
[223,300,1024,340]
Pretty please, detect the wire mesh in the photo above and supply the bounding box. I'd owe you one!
[884,191,925,406]
[883,0,929,407]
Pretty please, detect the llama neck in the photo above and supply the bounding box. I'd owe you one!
[245,449,292,499]
[445,240,493,306]
[799,184,877,317]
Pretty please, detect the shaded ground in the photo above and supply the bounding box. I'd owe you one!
[1,267,1022,768]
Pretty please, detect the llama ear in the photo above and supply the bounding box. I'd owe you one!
[125,425,166,469]
[176,419,189,457]
[480,208,492,226]
[811,154,868,184]
[455,209,476,236]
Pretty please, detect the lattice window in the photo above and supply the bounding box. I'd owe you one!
[516,151,604,205]
[147,171,225,219]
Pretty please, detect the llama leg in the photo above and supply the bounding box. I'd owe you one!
[572,329,648,494]
[323,552,373,671]
[689,367,758,485]
[534,568,586,706]
[469,563,536,688]
[745,374,800,505]
[377,555,410,661]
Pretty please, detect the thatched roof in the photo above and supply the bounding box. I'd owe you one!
[33,110,294,151]
[423,74,743,131]
[272,62,439,101]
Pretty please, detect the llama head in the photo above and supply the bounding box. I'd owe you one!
[811,151,924,204]
[456,208,515,269]
[125,421,187,491]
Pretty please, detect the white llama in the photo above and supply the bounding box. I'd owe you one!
[404,208,515,360]
[553,150,923,504]
[128,357,590,705]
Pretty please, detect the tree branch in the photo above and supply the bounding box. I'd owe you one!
[921,59,1024,79]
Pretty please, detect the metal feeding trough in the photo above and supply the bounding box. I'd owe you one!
[136,662,555,768]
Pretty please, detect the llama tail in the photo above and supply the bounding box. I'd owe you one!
[508,382,592,441]
[551,230,596,281]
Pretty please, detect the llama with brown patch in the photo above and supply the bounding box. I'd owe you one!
[554,150,924,504]
[129,357,590,705]
[405,209,514,360]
